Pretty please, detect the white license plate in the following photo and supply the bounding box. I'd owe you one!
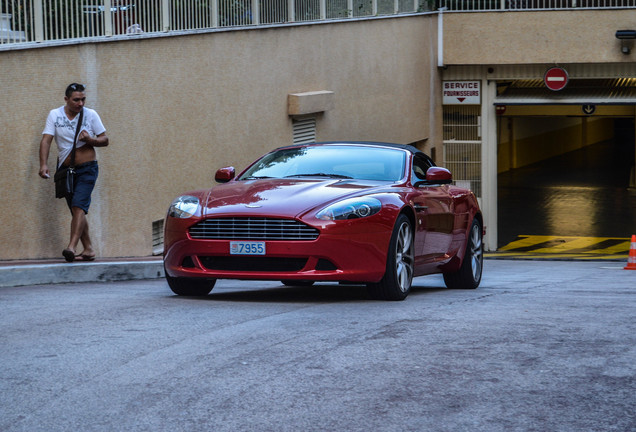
[230,241,266,255]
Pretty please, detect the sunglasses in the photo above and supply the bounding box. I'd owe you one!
[66,83,86,97]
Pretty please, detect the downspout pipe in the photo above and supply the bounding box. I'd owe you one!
[438,7,446,68]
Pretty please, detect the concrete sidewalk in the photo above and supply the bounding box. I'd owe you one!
[0,257,164,288]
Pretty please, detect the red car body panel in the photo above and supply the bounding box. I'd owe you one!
[163,143,482,284]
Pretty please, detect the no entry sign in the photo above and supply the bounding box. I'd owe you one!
[544,67,569,91]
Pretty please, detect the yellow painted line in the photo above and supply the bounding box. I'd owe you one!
[532,237,608,254]
[595,240,632,254]
[499,235,551,251]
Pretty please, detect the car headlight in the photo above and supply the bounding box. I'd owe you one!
[168,195,200,219]
[316,197,382,221]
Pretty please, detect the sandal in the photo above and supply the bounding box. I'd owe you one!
[63,249,75,263]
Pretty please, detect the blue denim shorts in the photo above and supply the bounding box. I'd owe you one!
[63,161,99,214]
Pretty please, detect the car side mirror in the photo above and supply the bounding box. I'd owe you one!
[427,167,452,183]
[215,167,235,183]
[415,167,452,186]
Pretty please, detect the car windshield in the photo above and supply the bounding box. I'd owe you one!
[238,145,407,182]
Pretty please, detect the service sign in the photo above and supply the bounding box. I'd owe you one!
[443,81,481,105]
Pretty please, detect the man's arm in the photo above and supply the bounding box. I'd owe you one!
[39,134,54,179]
[78,131,108,147]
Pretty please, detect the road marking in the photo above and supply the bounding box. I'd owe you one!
[487,235,631,260]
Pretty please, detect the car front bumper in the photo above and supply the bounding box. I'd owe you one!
[164,222,392,283]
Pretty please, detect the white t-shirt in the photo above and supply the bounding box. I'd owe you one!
[42,106,106,168]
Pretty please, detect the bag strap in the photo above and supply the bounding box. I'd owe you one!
[69,108,84,168]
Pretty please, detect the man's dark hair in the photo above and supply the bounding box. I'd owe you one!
[65,83,85,97]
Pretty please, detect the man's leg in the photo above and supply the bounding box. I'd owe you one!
[67,206,88,253]
[63,207,95,262]
[63,161,98,262]
[78,216,95,259]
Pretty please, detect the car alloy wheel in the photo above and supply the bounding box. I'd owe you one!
[468,221,483,282]
[443,218,483,290]
[368,214,414,300]
[394,219,414,293]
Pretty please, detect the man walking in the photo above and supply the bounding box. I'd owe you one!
[39,83,109,262]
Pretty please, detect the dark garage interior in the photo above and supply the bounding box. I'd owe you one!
[498,117,636,248]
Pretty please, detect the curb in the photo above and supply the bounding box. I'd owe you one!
[0,259,165,288]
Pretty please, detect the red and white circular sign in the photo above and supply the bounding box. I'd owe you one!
[544,67,569,91]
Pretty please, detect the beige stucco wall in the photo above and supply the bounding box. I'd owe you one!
[442,9,636,65]
[0,15,441,260]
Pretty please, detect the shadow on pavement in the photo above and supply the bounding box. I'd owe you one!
[166,282,448,303]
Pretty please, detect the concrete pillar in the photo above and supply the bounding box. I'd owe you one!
[481,78,498,251]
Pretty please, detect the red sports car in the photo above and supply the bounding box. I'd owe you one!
[163,142,483,300]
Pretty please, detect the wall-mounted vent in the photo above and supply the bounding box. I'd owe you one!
[152,219,164,255]
[293,117,316,144]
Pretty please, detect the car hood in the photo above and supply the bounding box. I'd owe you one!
[201,178,390,218]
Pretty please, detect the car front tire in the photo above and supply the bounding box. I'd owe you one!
[367,214,414,301]
[165,270,216,296]
[443,218,483,290]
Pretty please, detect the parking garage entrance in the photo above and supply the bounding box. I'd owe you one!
[493,79,636,257]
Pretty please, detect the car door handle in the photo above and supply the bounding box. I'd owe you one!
[414,205,428,212]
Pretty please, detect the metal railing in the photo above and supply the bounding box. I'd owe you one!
[3,0,634,47]
[0,0,428,46]
[438,0,636,9]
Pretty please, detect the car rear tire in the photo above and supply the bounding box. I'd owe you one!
[165,273,216,296]
[281,280,315,287]
[367,214,414,301]
[443,218,483,290]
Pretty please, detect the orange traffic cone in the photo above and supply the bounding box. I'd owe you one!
[625,235,636,270]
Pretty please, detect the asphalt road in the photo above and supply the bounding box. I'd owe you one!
[1,260,635,432]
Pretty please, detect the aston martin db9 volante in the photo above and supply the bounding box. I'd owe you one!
[163,142,483,300]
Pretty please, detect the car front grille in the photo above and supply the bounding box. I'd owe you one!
[189,217,319,240]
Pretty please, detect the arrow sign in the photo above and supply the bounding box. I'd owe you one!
[582,104,596,115]
[544,67,569,91]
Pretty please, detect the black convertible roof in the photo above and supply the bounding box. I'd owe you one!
[279,141,426,157]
